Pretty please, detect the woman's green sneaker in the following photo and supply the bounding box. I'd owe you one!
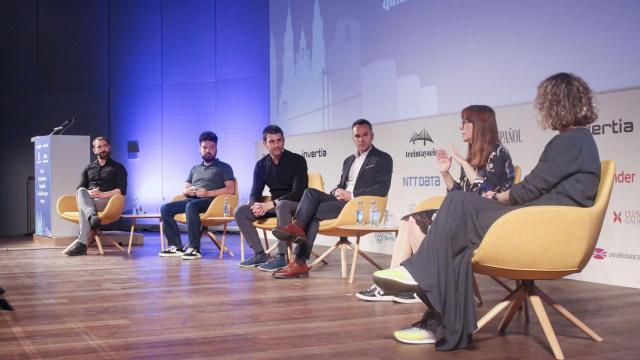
[393,323,436,344]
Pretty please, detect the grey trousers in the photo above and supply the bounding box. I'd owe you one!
[76,188,110,244]
[234,201,297,255]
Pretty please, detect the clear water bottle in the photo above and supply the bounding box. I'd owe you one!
[370,200,380,226]
[382,210,396,241]
[356,200,364,225]
[381,210,390,226]
[223,196,230,217]
[133,197,139,215]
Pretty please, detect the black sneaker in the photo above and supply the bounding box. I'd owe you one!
[257,254,287,272]
[158,245,185,257]
[238,252,268,268]
[355,284,394,302]
[181,248,202,260]
[0,298,13,311]
[392,293,422,304]
[88,214,102,229]
[63,240,87,256]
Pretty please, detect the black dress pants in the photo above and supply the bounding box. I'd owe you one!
[282,188,347,261]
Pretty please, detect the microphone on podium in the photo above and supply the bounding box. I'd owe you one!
[50,117,77,135]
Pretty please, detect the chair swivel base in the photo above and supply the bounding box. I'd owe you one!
[475,279,603,360]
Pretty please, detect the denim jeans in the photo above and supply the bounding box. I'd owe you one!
[160,197,213,249]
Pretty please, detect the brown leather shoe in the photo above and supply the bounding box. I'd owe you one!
[272,223,306,242]
[272,261,309,279]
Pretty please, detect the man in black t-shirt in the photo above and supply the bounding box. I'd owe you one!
[235,125,308,271]
[63,136,128,256]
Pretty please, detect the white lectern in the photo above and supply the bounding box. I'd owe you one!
[31,135,89,244]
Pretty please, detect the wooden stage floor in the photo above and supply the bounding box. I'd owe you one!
[1,232,639,359]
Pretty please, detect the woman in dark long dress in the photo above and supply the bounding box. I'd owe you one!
[357,105,515,303]
[373,72,601,349]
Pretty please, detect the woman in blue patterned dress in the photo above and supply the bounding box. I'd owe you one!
[357,105,515,302]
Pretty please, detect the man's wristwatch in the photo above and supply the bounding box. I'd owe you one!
[491,192,498,200]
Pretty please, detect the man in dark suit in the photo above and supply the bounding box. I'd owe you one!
[271,119,393,279]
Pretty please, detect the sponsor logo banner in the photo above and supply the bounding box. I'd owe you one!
[409,129,434,145]
[301,147,327,158]
[593,248,640,262]
[613,211,622,223]
[402,175,441,187]
[614,171,636,184]
[588,118,634,135]
[406,149,438,158]
[612,210,640,225]
[593,247,608,260]
[498,128,523,144]
[407,129,437,158]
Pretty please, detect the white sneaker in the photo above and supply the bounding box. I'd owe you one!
[158,246,184,257]
[181,248,202,260]
[394,323,436,344]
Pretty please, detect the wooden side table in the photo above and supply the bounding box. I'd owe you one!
[336,225,399,283]
[120,213,164,254]
[202,216,237,259]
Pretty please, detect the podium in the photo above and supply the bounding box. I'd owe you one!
[31,135,89,244]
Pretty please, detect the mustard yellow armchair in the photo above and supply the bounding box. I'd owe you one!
[172,179,239,259]
[473,160,614,360]
[309,195,388,282]
[514,165,522,185]
[56,194,126,254]
[414,195,445,213]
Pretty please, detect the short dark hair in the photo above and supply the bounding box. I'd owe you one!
[262,124,284,141]
[199,131,218,144]
[352,118,372,131]
[92,136,110,146]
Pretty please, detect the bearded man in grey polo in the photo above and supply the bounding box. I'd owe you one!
[159,131,235,260]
